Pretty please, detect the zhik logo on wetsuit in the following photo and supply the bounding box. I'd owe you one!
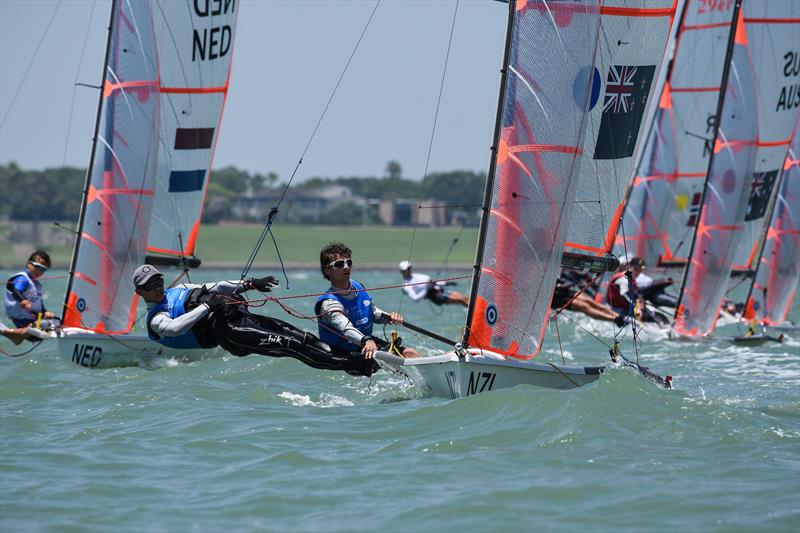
[259,334,288,346]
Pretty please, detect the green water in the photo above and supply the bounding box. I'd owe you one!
[1,269,798,531]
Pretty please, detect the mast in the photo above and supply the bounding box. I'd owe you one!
[462,0,516,347]
[672,0,742,322]
[61,0,116,319]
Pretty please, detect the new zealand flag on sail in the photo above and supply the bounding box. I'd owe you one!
[744,170,778,221]
[593,65,656,160]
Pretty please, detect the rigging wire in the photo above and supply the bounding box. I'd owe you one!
[0,0,63,131]
[62,0,97,165]
[240,1,382,284]
[399,0,460,316]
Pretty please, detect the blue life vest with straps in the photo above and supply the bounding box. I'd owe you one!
[4,270,44,324]
[316,279,373,351]
[146,287,202,349]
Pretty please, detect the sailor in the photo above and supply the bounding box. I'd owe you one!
[606,257,668,324]
[398,260,469,307]
[551,271,627,326]
[3,250,59,343]
[315,242,420,365]
[133,264,376,376]
[633,266,678,308]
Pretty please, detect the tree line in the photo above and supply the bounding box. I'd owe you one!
[0,161,486,225]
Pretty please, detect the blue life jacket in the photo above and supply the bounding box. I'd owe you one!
[146,287,202,349]
[316,280,373,351]
[4,270,44,324]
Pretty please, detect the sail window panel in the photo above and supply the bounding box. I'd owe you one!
[674,40,759,336]
[467,1,602,356]
[566,9,673,255]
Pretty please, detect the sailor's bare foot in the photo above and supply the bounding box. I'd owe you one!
[3,327,29,345]
[401,348,421,358]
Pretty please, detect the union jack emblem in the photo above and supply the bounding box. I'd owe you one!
[602,65,637,114]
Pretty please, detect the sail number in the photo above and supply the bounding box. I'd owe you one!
[72,344,102,368]
[467,372,496,395]
[192,0,235,62]
[697,0,733,14]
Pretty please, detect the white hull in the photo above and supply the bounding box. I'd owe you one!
[375,349,603,399]
[56,328,221,369]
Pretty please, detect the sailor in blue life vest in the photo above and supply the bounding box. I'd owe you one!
[398,260,469,307]
[315,242,420,368]
[2,250,59,344]
[133,264,377,376]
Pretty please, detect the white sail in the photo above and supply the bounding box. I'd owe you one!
[675,3,799,336]
[730,2,800,271]
[563,0,676,258]
[745,121,800,325]
[620,0,739,268]
[63,0,238,335]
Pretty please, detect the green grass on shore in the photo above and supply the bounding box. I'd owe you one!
[0,224,478,267]
[197,224,478,266]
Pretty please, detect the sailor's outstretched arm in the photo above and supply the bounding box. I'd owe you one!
[150,304,210,337]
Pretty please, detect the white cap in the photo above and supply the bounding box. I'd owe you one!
[398,260,411,271]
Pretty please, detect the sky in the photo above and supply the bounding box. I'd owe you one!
[0,0,507,182]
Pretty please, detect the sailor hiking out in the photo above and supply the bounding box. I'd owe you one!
[133,264,376,376]
[398,260,469,307]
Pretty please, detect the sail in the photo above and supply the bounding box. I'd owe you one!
[563,1,676,258]
[674,8,759,337]
[464,1,602,356]
[619,1,738,268]
[63,0,238,334]
[730,3,800,272]
[146,1,237,258]
[745,123,800,325]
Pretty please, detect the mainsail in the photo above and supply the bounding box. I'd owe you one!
[744,122,800,325]
[563,1,676,259]
[62,0,238,334]
[463,1,675,356]
[730,3,800,272]
[674,2,799,336]
[619,0,739,268]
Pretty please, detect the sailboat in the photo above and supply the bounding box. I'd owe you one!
[48,0,239,368]
[376,0,676,398]
[741,121,800,332]
[619,0,741,272]
[671,1,800,340]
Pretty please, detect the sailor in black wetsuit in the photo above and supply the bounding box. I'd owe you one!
[132,264,376,376]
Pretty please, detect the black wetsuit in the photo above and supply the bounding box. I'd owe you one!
[184,289,377,377]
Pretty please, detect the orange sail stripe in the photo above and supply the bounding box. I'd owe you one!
[160,85,228,94]
[563,241,605,254]
[600,6,674,17]
[743,18,800,24]
[508,143,583,155]
[490,208,525,236]
[670,86,720,93]
[103,79,159,98]
[734,10,748,45]
[683,22,732,31]
[73,271,98,286]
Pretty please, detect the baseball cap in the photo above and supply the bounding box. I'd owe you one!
[132,264,163,288]
[398,260,411,271]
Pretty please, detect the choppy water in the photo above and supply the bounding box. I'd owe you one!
[1,269,798,532]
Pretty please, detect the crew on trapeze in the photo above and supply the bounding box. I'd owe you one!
[398,260,469,307]
[132,264,378,377]
[2,250,61,344]
[606,257,671,325]
[551,269,628,327]
[316,242,420,366]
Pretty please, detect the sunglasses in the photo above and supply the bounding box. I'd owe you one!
[30,261,49,272]
[327,258,353,269]
[140,276,164,291]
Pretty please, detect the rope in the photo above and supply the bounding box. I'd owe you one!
[546,362,580,387]
[240,1,381,282]
[0,340,44,358]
